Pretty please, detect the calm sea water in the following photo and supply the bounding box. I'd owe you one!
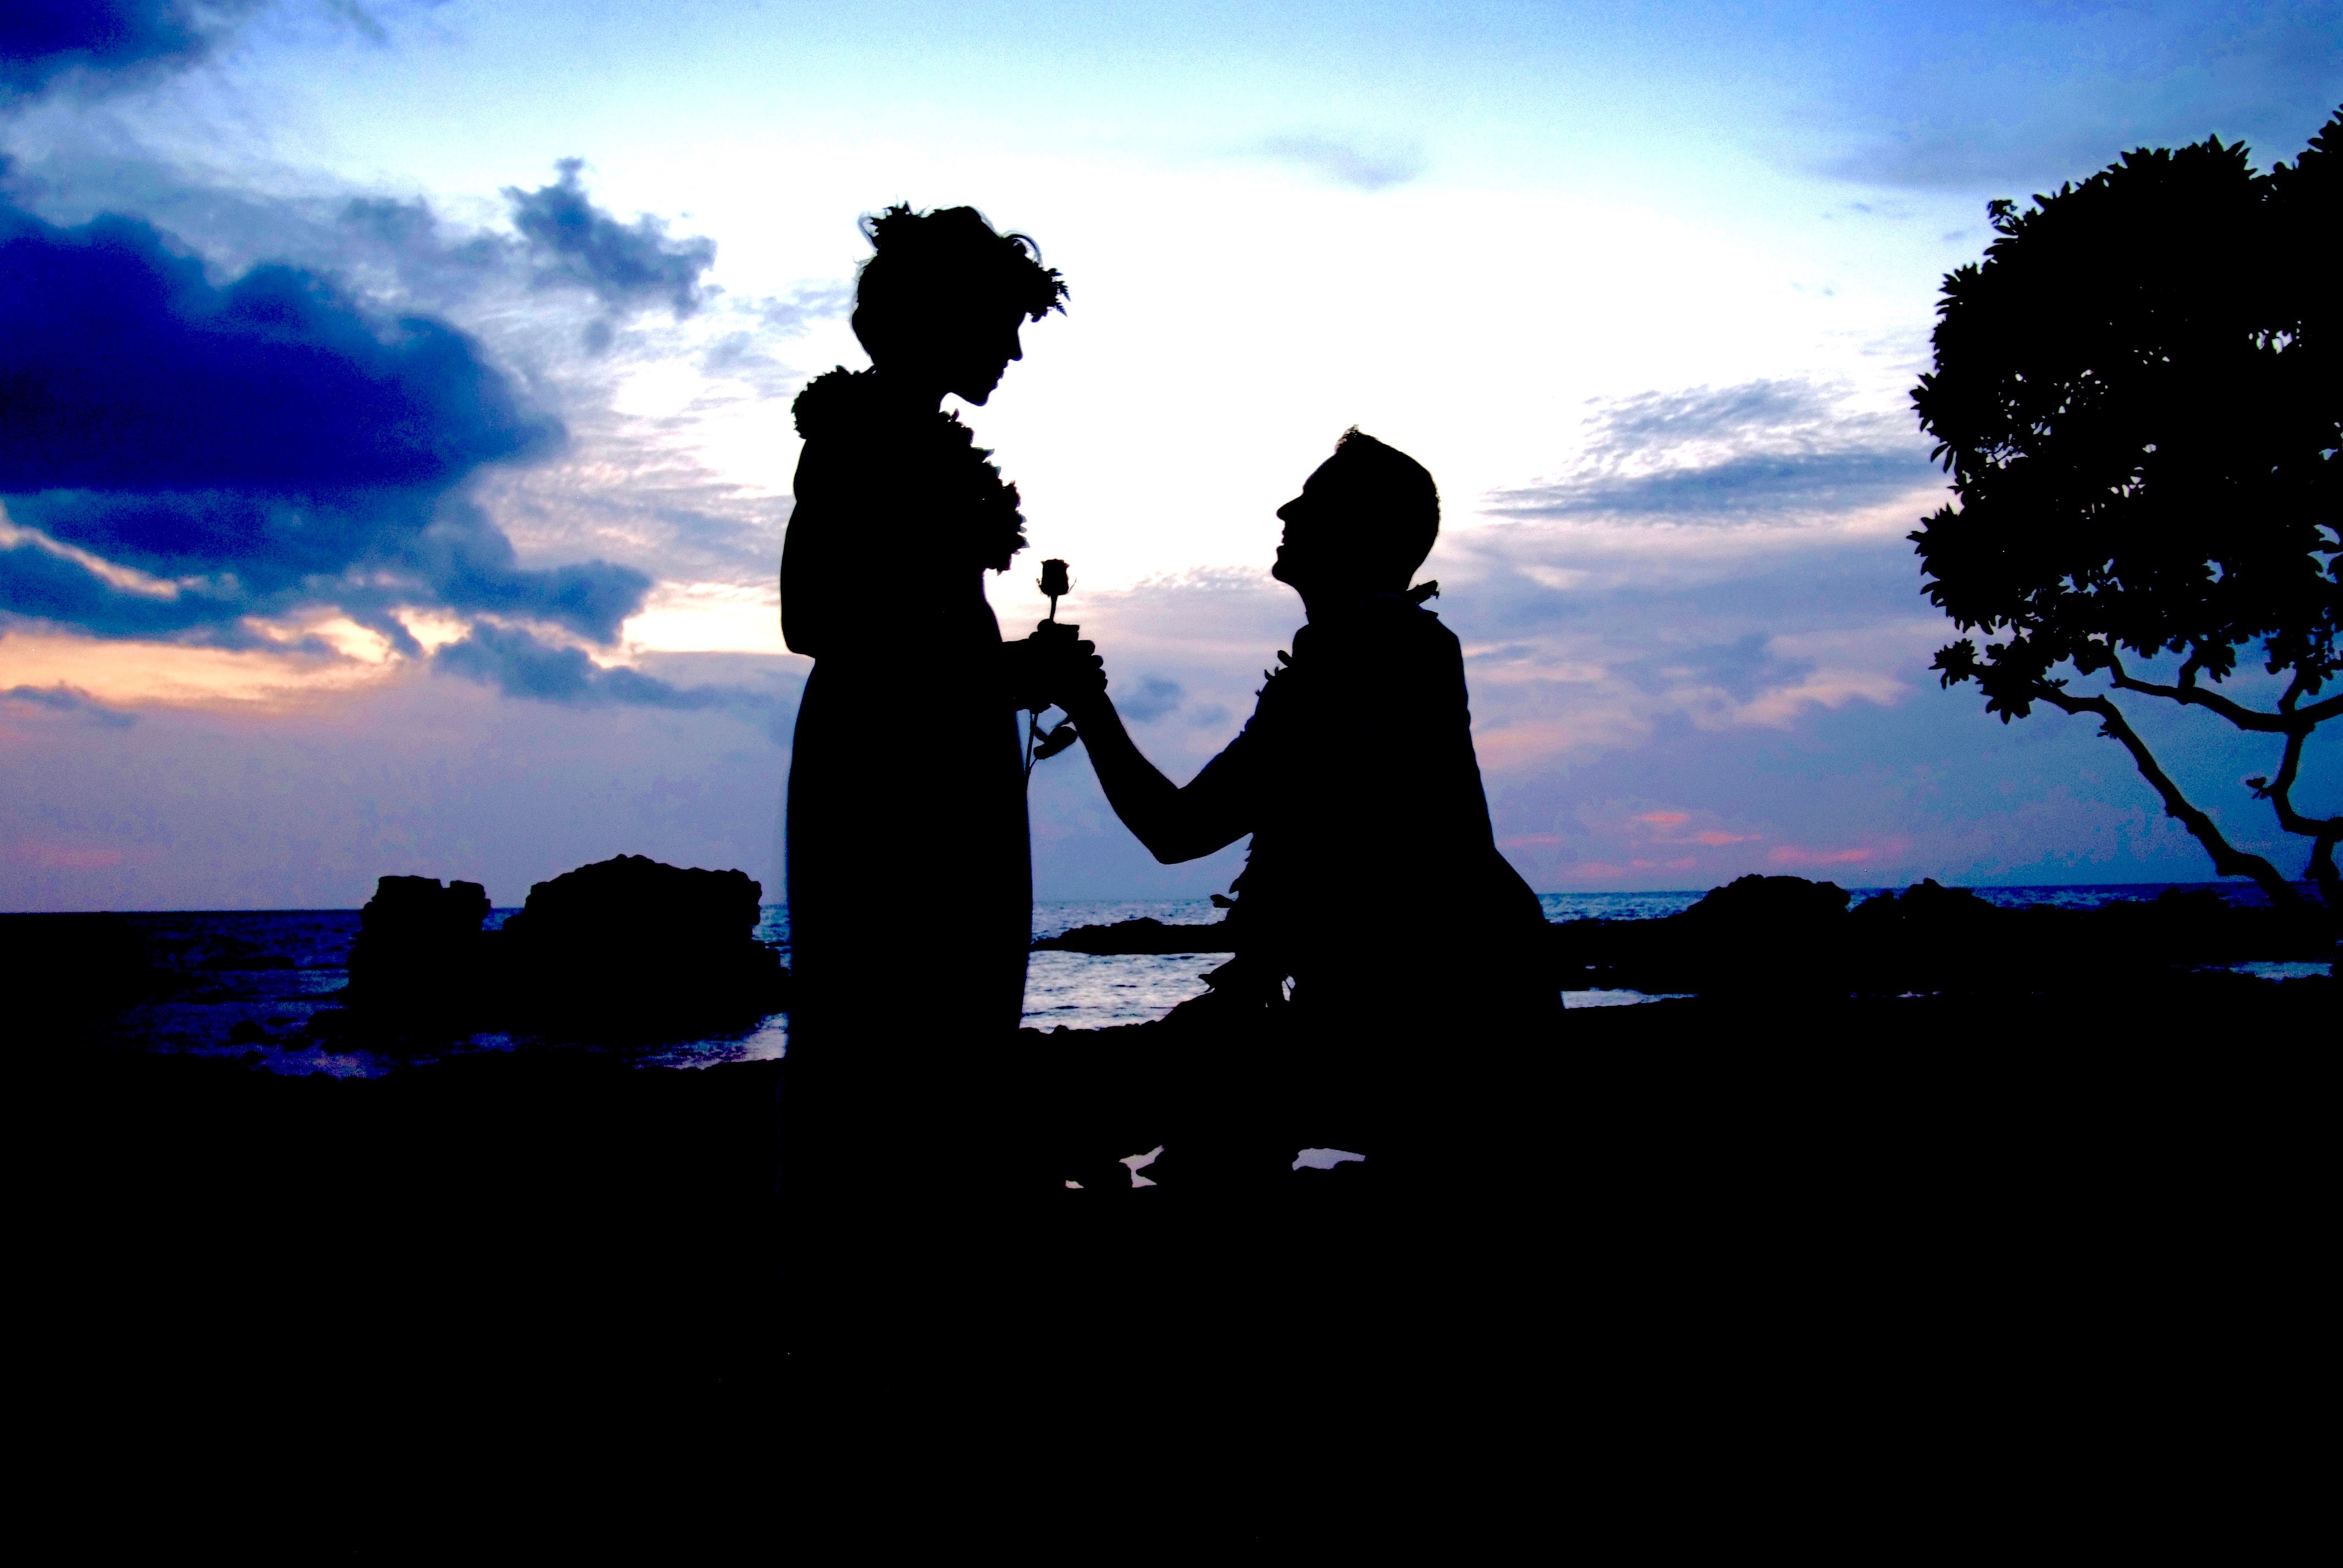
[58,883,2307,1076]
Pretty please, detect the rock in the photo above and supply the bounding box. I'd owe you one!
[1670,875,1854,994]
[0,912,172,1031]
[343,857,790,1038]
[1682,874,1852,925]
[345,875,493,1023]
[1033,916,1235,955]
[1548,875,2336,998]
[1850,878,1991,924]
[499,854,788,1032]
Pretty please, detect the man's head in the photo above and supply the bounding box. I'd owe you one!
[1271,429,1439,606]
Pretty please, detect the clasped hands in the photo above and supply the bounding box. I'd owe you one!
[1004,621,1109,718]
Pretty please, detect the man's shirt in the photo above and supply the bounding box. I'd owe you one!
[1181,592,1546,1003]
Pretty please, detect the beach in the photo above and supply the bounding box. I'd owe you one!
[19,966,2327,1544]
[13,878,2330,1546]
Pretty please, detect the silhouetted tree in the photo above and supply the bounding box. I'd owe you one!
[1911,110,2341,909]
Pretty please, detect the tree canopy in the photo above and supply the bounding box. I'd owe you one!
[1911,109,2341,906]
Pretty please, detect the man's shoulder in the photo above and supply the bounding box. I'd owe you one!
[1323,597,1462,670]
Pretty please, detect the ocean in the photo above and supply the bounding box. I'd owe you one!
[36,884,2317,1077]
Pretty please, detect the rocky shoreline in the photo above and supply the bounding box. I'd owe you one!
[10,868,2332,1073]
[1038,874,2339,993]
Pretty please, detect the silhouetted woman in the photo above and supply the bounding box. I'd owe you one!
[780,205,1065,1227]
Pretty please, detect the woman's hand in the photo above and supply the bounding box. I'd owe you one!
[1000,625,1104,714]
[999,634,1050,712]
[1028,622,1108,716]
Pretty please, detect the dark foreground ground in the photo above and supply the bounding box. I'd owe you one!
[19,972,2331,1552]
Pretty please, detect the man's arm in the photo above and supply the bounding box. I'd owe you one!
[1053,646,1250,864]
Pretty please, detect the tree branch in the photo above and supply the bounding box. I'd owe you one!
[2092,657,2343,732]
[2262,724,2343,910]
[2103,663,2302,732]
[2033,684,2302,908]
[2299,692,2343,725]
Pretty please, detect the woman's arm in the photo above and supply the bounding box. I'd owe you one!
[780,450,840,658]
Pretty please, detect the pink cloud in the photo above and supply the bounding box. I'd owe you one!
[1692,830,1756,845]
[1634,811,1689,826]
[1768,843,1875,866]
[9,842,125,869]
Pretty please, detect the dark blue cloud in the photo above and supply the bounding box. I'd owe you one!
[0,1,261,102]
[2,488,649,647]
[0,194,653,652]
[2,680,135,726]
[0,205,556,492]
[432,622,783,739]
[504,160,716,319]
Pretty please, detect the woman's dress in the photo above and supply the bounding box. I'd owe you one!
[779,368,1033,1204]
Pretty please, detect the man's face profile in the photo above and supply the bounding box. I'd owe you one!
[1271,456,1348,589]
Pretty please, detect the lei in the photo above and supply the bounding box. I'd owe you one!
[793,367,1028,571]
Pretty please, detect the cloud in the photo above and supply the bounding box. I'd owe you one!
[0,0,264,104]
[1117,674,1184,723]
[0,205,555,493]
[1486,379,1942,524]
[755,282,853,335]
[3,680,135,727]
[1641,631,1817,706]
[337,194,518,304]
[1769,843,1886,867]
[431,620,783,736]
[2,490,650,649]
[504,159,717,320]
[1426,482,1961,796]
[3,138,843,606]
[0,193,660,653]
[1518,443,1939,515]
[1251,133,1425,192]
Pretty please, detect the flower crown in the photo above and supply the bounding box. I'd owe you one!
[858,203,1068,323]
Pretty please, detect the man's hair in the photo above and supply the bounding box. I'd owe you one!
[1324,428,1440,580]
[851,204,1068,359]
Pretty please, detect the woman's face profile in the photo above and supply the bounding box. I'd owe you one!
[926,302,1027,406]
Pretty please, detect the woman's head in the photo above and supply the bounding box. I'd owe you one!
[852,204,1067,402]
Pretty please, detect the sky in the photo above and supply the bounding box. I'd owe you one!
[2,0,2337,910]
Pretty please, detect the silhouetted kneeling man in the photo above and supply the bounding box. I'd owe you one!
[1047,430,1558,1188]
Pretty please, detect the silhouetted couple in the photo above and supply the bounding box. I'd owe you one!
[778,205,1554,1255]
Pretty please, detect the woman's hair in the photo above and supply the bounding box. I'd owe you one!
[851,204,1067,360]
